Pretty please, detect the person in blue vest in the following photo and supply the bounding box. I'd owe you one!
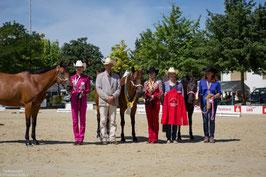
[198,66,221,143]
[162,67,184,144]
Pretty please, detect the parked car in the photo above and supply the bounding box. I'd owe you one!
[249,87,266,103]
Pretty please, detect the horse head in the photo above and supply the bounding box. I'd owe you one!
[186,76,198,104]
[128,66,144,98]
[56,62,72,92]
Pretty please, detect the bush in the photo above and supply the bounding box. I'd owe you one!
[51,95,62,106]
[87,86,95,101]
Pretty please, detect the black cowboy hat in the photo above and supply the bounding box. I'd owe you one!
[203,66,217,74]
[147,66,159,75]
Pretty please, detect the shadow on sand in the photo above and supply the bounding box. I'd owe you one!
[0,136,240,145]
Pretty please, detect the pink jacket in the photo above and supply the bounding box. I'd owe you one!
[71,73,90,95]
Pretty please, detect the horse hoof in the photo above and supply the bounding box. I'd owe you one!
[178,137,182,141]
[121,138,126,142]
[190,136,195,140]
[26,141,32,146]
[33,140,39,145]
[133,138,138,143]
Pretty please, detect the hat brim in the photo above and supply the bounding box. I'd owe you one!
[74,64,86,70]
[165,70,178,75]
[103,62,116,66]
[147,70,159,75]
[204,68,217,73]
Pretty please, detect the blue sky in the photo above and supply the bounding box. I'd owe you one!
[0,0,264,57]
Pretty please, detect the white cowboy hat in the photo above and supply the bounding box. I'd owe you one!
[165,67,179,75]
[73,60,86,70]
[103,57,116,66]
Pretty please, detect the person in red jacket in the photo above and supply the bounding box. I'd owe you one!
[143,67,163,143]
[161,86,188,143]
[162,67,185,144]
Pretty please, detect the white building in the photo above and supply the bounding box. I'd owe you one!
[221,71,266,92]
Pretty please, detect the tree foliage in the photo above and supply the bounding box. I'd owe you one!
[133,4,207,79]
[59,37,104,81]
[108,40,139,76]
[205,0,266,103]
[41,39,60,67]
[0,21,44,73]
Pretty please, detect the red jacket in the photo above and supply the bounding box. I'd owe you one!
[161,88,188,125]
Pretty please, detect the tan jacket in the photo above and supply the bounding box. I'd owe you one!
[96,71,121,106]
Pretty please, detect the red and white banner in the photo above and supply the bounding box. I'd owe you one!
[135,104,266,115]
[193,105,265,115]
[241,106,262,114]
[263,106,266,114]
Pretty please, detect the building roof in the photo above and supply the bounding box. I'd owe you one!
[220,81,250,92]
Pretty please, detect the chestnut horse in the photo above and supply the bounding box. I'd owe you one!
[0,64,72,146]
[178,76,198,140]
[95,67,143,142]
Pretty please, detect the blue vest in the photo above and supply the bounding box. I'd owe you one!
[163,81,184,97]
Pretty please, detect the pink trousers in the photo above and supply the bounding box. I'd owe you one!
[71,95,87,142]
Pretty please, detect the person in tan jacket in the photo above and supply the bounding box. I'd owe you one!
[96,57,121,145]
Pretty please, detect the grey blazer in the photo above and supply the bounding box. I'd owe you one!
[96,71,121,106]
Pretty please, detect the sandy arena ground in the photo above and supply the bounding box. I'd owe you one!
[0,109,266,177]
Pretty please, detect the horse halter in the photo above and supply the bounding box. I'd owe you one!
[56,66,70,83]
[187,88,197,100]
[129,73,143,89]
[130,80,143,88]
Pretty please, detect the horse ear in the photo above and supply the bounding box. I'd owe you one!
[66,62,71,67]
[88,61,92,65]
[59,61,63,67]
[140,67,144,73]
[131,66,135,73]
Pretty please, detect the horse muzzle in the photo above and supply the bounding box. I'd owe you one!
[65,84,72,92]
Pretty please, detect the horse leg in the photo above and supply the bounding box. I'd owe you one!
[177,125,182,140]
[24,103,32,146]
[120,110,126,142]
[188,110,194,140]
[130,107,138,143]
[31,105,40,145]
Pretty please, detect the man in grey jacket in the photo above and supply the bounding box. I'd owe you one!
[96,57,121,144]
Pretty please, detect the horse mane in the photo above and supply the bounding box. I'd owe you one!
[28,65,57,74]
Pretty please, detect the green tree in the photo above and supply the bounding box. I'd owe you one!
[0,21,44,73]
[41,39,60,67]
[108,40,139,76]
[133,4,207,78]
[205,0,266,104]
[59,37,104,81]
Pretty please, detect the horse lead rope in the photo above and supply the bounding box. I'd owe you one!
[187,89,215,120]
[124,76,138,113]
[202,97,215,121]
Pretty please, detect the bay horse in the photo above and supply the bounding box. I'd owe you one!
[0,63,72,146]
[95,67,143,142]
[178,76,198,140]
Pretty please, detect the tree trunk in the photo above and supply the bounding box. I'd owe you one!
[241,71,246,105]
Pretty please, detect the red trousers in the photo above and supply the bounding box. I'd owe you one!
[145,101,160,142]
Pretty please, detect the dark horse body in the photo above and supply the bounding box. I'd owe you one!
[178,77,198,140]
[95,67,143,142]
[0,64,72,146]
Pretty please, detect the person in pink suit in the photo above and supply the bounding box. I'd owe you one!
[70,60,90,145]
